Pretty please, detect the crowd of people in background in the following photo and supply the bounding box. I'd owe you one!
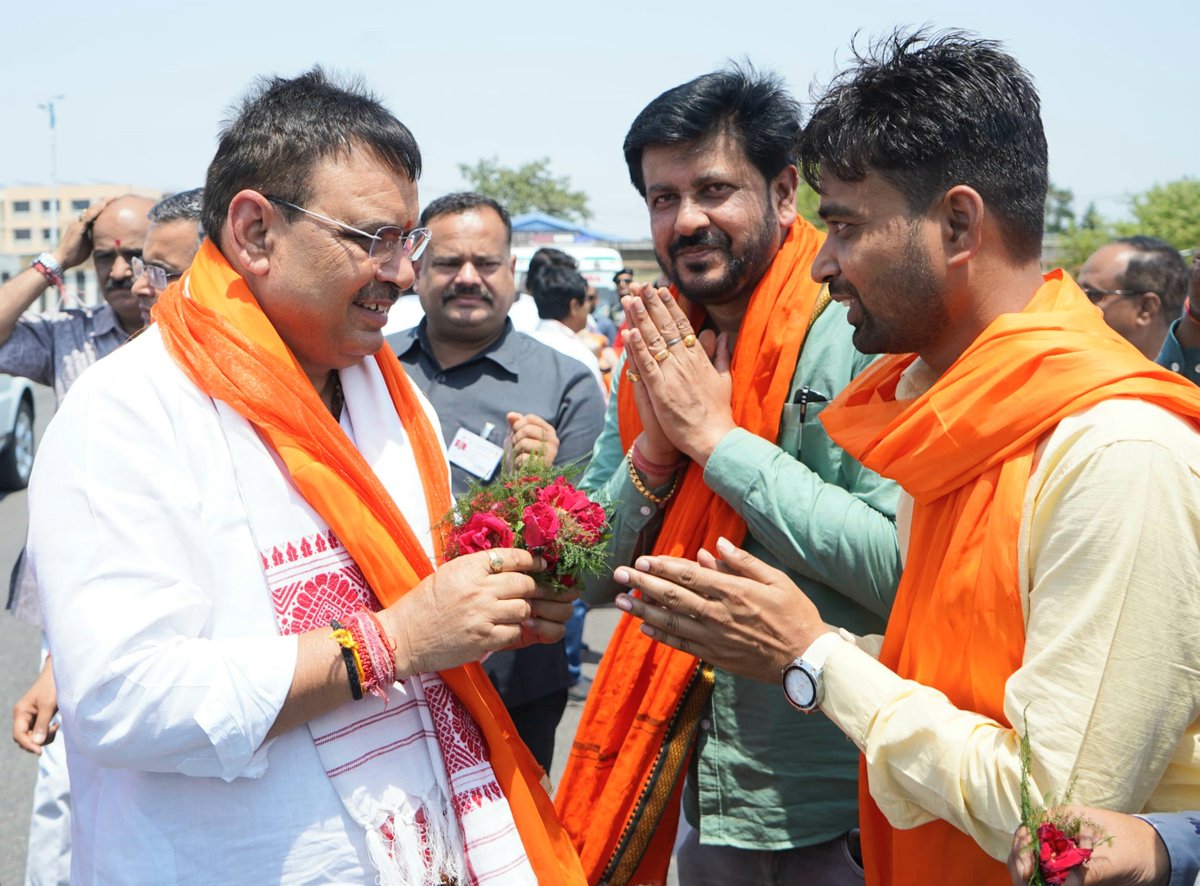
[2,25,1197,886]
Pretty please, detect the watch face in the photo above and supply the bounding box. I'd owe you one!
[784,665,816,710]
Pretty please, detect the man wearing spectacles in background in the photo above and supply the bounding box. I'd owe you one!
[1076,236,1189,361]
[131,188,206,324]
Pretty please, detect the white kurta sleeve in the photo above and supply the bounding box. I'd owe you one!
[28,346,298,781]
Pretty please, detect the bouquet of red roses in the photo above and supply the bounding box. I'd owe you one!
[1018,709,1109,885]
[440,458,610,594]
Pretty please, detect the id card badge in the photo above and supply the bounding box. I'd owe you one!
[448,427,505,480]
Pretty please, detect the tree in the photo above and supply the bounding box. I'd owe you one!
[1044,183,1076,235]
[1054,222,1114,274]
[1046,179,1200,273]
[1126,179,1200,252]
[458,157,592,222]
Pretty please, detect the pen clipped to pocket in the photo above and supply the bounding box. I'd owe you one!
[779,385,829,456]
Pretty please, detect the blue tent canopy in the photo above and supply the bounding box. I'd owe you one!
[509,212,620,243]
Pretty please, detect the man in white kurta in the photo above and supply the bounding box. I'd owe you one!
[26,68,581,886]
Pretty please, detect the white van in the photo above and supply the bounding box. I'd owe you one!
[512,244,626,323]
[511,244,625,291]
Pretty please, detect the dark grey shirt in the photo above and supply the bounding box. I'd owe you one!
[389,319,606,496]
[3,303,129,626]
[389,319,606,708]
[0,303,127,405]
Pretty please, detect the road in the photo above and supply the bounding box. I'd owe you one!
[0,383,681,884]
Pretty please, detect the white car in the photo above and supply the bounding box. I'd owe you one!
[0,373,35,490]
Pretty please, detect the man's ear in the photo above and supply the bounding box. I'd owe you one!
[225,190,275,277]
[1135,291,1163,326]
[940,185,984,270]
[773,165,800,227]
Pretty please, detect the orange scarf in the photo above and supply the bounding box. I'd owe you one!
[156,240,585,885]
[556,219,826,884]
[820,271,1200,886]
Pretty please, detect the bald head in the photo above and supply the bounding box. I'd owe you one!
[91,195,155,334]
[1078,237,1187,359]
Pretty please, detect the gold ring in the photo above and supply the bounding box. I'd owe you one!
[488,553,504,574]
[653,348,671,363]
[682,334,697,348]
[78,211,87,222]
[664,336,684,348]
[627,370,642,383]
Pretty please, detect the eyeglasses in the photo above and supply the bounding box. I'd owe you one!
[265,196,431,266]
[131,256,181,292]
[1082,284,1144,303]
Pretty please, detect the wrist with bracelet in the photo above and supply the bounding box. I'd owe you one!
[330,610,398,702]
[626,440,686,506]
[32,253,65,290]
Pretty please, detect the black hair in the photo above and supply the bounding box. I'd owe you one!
[203,67,421,249]
[149,188,205,241]
[1114,236,1189,317]
[613,267,634,282]
[525,247,577,294]
[418,191,511,241]
[797,28,1048,261]
[531,265,588,321]
[623,63,801,197]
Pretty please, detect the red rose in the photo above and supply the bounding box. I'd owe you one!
[537,477,591,514]
[1037,822,1093,885]
[572,501,608,542]
[452,512,514,555]
[522,502,561,549]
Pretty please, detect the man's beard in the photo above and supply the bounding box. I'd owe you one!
[658,206,778,306]
[830,225,949,356]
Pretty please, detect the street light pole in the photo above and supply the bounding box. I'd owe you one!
[38,95,66,247]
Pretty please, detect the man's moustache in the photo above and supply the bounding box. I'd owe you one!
[668,231,730,259]
[827,279,860,300]
[443,288,491,303]
[356,284,401,303]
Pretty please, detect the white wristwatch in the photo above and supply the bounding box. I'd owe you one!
[782,632,842,713]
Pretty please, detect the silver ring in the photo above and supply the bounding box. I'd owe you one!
[664,336,684,348]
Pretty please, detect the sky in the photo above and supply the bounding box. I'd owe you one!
[1,0,1194,241]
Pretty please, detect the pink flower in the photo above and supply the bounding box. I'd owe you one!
[452,512,514,555]
[1037,822,1093,885]
[522,502,561,549]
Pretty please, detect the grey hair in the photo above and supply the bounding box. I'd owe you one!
[149,188,205,241]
